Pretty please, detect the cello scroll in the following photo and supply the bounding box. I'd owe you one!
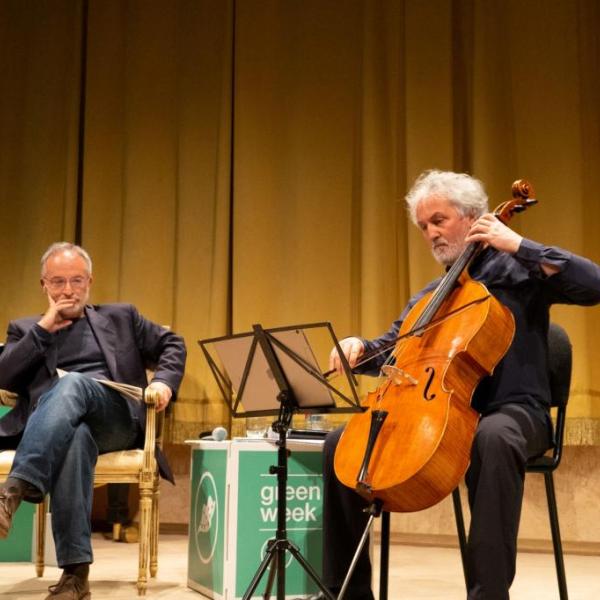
[494,179,537,222]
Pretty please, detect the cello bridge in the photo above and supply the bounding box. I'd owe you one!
[381,365,418,386]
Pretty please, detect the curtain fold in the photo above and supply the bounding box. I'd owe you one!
[0,0,83,317]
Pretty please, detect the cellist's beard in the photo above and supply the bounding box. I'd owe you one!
[431,238,466,266]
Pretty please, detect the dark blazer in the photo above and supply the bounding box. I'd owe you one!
[0,303,187,481]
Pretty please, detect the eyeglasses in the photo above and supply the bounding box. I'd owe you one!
[43,276,89,291]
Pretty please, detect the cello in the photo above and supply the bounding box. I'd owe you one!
[333,180,537,512]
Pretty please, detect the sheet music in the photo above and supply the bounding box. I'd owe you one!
[213,328,335,413]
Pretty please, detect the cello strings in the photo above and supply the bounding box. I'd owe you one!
[325,294,491,381]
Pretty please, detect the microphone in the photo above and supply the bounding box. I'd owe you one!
[199,426,228,441]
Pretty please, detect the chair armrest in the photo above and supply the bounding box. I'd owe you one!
[141,387,162,479]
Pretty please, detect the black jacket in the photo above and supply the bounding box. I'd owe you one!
[0,303,187,481]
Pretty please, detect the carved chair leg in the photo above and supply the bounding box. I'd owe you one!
[137,485,152,596]
[150,476,160,578]
[35,499,48,577]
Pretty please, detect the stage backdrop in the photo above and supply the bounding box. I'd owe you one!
[1,0,599,444]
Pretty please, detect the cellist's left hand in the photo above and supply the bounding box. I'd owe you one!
[465,213,559,276]
[465,213,523,254]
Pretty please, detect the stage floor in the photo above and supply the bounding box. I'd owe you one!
[1,533,599,599]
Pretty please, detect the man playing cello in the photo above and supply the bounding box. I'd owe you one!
[322,170,600,599]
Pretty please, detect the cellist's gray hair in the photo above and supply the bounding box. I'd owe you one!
[405,170,489,225]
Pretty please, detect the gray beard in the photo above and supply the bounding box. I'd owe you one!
[432,241,465,266]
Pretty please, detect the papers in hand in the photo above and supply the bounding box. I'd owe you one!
[56,369,143,403]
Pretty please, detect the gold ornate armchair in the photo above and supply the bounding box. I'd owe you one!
[0,387,163,596]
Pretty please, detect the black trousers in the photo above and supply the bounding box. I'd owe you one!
[322,403,551,600]
[106,483,131,525]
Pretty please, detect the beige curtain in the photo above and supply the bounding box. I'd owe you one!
[0,0,83,317]
[81,0,234,440]
[1,0,599,443]
[467,0,600,436]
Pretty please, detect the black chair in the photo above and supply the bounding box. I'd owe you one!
[379,322,572,600]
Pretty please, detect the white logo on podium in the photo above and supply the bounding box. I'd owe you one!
[198,495,216,533]
[194,471,219,564]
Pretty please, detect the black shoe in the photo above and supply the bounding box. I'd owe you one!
[0,479,23,538]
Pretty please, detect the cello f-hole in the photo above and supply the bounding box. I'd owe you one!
[423,367,436,401]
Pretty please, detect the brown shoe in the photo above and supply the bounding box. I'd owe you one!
[45,572,91,600]
[0,480,23,538]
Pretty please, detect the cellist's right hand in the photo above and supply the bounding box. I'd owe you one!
[328,337,365,376]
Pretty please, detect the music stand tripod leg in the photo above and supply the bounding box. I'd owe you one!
[286,542,337,598]
[338,500,383,600]
[263,545,278,600]
[243,539,278,600]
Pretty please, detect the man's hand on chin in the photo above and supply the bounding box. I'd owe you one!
[37,296,78,333]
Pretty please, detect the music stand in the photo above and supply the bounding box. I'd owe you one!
[199,322,362,600]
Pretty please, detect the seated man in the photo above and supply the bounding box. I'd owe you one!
[0,242,186,599]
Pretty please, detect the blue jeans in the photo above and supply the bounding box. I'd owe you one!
[10,373,140,566]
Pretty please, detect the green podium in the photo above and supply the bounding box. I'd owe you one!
[187,438,324,599]
[0,406,35,562]
[0,493,35,562]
